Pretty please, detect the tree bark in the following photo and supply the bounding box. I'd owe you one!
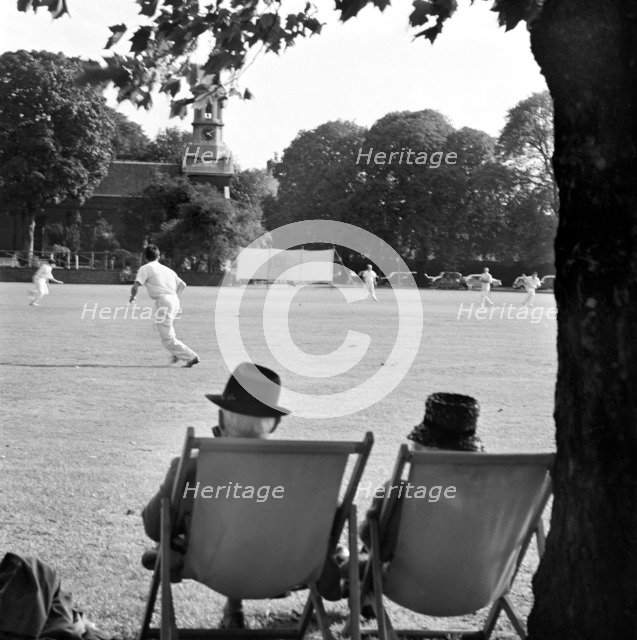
[528,2,637,638]
[22,205,36,265]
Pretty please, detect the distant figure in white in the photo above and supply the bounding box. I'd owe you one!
[521,271,541,307]
[28,259,63,306]
[479,267,494,307]
[129,245,199,368]
[359,264,379,301]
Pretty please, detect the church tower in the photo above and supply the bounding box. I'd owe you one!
[181,97,234,197]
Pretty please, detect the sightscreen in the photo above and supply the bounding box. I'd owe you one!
[235,248,334,283]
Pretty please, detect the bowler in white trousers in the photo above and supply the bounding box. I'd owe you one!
[130,245,199,367]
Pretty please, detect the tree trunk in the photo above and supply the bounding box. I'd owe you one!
[22,206,36,265]
[528,2,637,638]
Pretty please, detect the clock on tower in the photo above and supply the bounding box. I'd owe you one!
[182,96,234,197]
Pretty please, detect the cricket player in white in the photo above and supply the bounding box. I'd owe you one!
[479,267,494,307]
[129,245,199,367]
[28,259,63,305]
[521,271,542,307]
[359,264,379,300]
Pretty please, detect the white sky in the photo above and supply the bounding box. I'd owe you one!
[0,0,547,169]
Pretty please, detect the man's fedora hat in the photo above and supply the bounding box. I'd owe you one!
[206,362,290,418]
[407,392,484,452]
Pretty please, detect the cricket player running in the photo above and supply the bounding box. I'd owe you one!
[129,245,199,368]
[521,271,542,307]
[28,259,63,305]
[479,267,494,307]
[359,264,379,301]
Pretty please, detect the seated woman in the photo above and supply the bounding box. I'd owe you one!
[361,392,484,560]
[332,393,485,610]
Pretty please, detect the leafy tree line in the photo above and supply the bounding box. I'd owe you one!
[265,93,556,269]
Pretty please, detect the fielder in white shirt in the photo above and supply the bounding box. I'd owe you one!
[129,245,199,367]
[521,272,542,307]
[358,264,379,301]
[28,259,63,306]
[479,267,494,307]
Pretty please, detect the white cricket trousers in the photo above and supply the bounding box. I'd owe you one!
[154,294,198,361]
[523,288,536,306]
[479,290,493,307]
[365,283,378,300]
[28,280,49,303]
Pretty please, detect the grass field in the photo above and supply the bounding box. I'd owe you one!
[0,282,557,639]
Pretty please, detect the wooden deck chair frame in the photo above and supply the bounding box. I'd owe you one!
[354,446,553,640]
[139,427,373,640]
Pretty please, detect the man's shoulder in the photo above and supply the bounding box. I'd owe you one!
[136,262,151,275]
[157,262,178,277]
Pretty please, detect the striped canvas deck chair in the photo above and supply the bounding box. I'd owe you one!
[140,427,373,640]
[355,447,553,640]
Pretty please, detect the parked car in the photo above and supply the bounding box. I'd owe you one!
[379,271,417,287]
[430,271,467,290]
[539,275,555,290]
[463,273,502,290]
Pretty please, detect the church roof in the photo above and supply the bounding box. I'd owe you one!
[94,160,181,197]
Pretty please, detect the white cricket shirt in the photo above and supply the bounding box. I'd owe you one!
[134,261,185,300]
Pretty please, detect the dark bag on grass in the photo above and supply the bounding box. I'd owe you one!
[0,552,110,640]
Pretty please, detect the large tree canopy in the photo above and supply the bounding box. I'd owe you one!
[144,126,193,163]
[264,120,366,229]
[124,174,264,267]
[498,90,557,214]
[107,107,151,160]
[0,49,114,257]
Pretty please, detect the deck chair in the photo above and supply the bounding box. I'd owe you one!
[354,447,553,640]
[140,427,373,640]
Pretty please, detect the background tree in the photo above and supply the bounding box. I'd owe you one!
[144,127,193,163]
[65,211,82,254]
[424,126,497,266]
[89,214,119,252]
[0,50,113,261]
[154,185,263,271]
[498,91,558,214]
[231,168,278,211]
[346,109,453,263]
[107,107,150,160]
[122,176,197,249]
[125,175,264,267]
[43,222,67,247]
[264,120,367,229]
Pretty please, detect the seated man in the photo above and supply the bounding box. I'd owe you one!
[141,362,290,630]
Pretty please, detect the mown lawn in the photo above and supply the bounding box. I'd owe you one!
[0,282,556,639]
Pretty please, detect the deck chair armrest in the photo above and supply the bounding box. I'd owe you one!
[366,503,381,521]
